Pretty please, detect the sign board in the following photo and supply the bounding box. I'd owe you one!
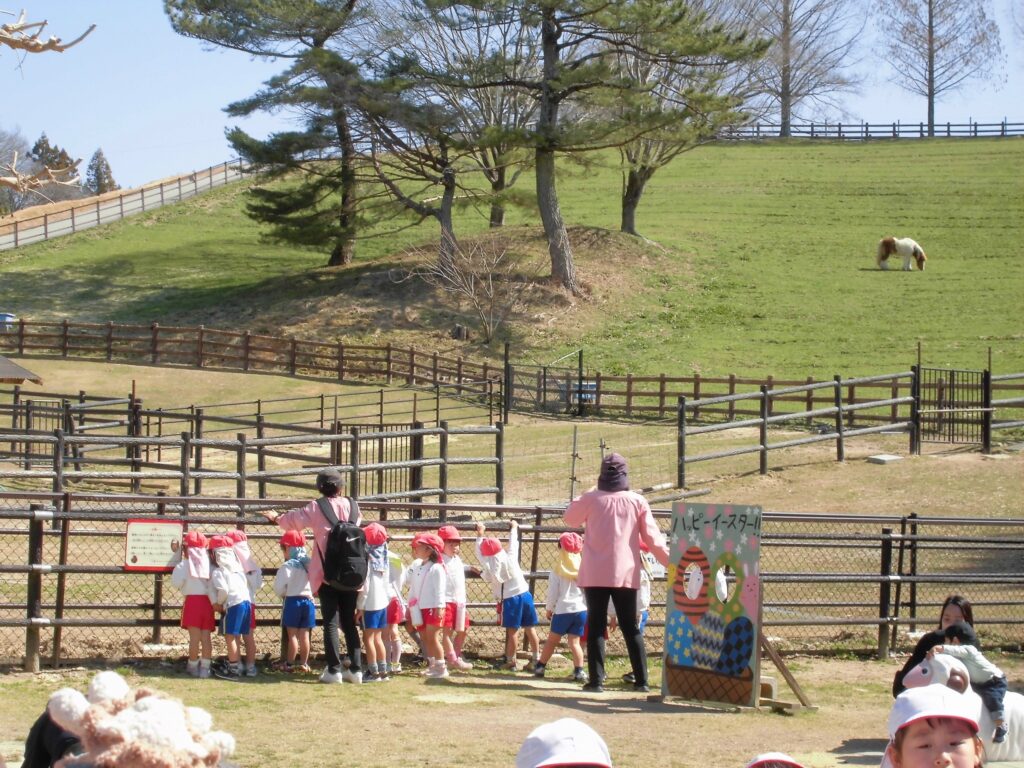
[662,502,763,706]
[124,519,183,572]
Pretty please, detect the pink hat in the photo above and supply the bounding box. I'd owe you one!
[515,718,612,768]
[225,530,247,543]
[207,535,232,550]
[412,532,445,559]
[182,530,207,549]
[888,684,980,740]
[279,530,305,548]
[558,532,583,554]
[745,754,805,768]
[364,522,388,546]
[478,537,503,557]
[438,525,462,542]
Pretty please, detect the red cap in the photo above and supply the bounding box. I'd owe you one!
[478,537,503,557]
[412,532,445,558]
[225,530,247,543]
[207,535,232,550]
[438,525,462,542]
[364,522,388,546]
[558,532,583,553]
[279,530,305,548]
[183,530,207,549]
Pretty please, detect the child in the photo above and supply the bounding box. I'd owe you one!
[438,525,473,671]
[407,532,448,678]
[226,530,262,677]
[358,522,391,682]
[534,531,586,682]
[384,547,408,674]
[930,620,1009,742]
[169,529,214,678]
[208,534,254,680]
[475,519,540,671]
[885,684,983,768]
[272,529,315,674]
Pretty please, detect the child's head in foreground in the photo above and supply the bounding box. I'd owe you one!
[886,684,983,768]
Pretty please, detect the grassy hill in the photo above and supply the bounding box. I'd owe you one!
[1,138,1021,379]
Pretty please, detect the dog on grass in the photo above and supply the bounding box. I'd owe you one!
[877,236,927,271]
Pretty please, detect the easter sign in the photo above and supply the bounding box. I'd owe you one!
[662,502,762,706]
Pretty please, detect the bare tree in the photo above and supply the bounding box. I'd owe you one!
[739,0,865,136]
[0,8,94,53]
[874,0,1004,134]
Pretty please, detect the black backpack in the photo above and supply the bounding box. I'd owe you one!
[315,497,368,591]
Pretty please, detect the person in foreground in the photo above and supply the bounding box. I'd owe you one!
[885,684,984,768]
[744,754,806,768]
[515,718,612,768]
[563,452,669,693]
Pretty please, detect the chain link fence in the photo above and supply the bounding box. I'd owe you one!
[2,492,1022,668]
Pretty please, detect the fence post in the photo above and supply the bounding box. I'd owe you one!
[105,321,114,361]
[236,433,247,499]
[503,342,512,425]
[833,375,846,462]
[349,428,360,499]
[256,415,267,499]
[410,421,424,511]
[908,513,919,632]
[495,422,504,504]
[25,503,45,672]
[289,337,297,375]
[982,369,992,454]
[435,385,440,426]
[25,400,34,470]
[243,331,251,371]
[626,373,634,417]
[130,397,142,493]
[151,322,159,364]
[438,421,449,504]
[576,349,584,418]
[910,366,921,455]
[61,318,69,357]
[337,341,345,382]
[386,343,393,385]
[52,428,65,493]
[180,431,191,497]
[17,317,26,354]
[878,527,893,659]
[677,396,687,489]
[52,496,70,665]
[152,492,166,643]
[197,325,205,368]
[408,346,416,386]
[758,385,768,475]
[193,408,204,495]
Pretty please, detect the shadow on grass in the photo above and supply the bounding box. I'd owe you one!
[831,737,889,765]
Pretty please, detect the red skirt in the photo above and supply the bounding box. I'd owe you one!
[181,594,216,631]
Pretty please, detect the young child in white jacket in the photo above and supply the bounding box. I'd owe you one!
[226,530,263,677]
[534,531,587,682]
[358,523,392,682]
[208,535,253,679]
[438,525,473,671]
[475,520,540,672]
[272,529,315,673]
[170,530,215,678]
[407,532,448,679]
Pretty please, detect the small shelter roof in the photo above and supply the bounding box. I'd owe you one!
[0,355,43,384]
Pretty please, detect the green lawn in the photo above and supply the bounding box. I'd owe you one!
[2,139,1021,379]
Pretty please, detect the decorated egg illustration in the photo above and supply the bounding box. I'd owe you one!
[691,610,725,670]
[672,546,710,623]
[664,610,695,666]
[714,615,754,676]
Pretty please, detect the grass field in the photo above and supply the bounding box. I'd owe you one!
[1,139,1021,379]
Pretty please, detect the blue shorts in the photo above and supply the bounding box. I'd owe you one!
[550,610,587,637]
[282,596,316,630]
[638,610,649,633]
[362,608,387,630]
[500,592,538,629]
[222,601,253,636]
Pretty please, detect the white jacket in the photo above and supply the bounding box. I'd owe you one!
[476,532,528,600]
[545,569,586,615]
[273,562,313,599]
[407,559,446,625]
[211,567,251,609]
[442,553,467,603]
[170,560,210,597]
[357,563,390,612]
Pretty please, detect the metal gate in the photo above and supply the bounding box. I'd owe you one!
[917,367,986,444]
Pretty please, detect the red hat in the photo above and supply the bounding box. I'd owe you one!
[207,535,232,550]
[558,532,583,553]
[478,537,503,557]
[412,532,445,558]
[225,530,247,543]
[182,530,207,549]
[364,522,388,546]
[279,530,305,548]
[438,525,462,542]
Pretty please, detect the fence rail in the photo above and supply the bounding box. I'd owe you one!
[720,120,1024,140]
[0,161,247,251]
[1,491,1022,668]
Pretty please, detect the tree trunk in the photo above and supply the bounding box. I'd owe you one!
[621,168,649,236]
[926,0,935,137]
[438,167,458,273]
[329,107,357,267]
[779,0,793,137]
[536,8,580,296]
[489,169,506,228]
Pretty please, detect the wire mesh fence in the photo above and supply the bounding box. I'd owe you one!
[2,492,1022,668]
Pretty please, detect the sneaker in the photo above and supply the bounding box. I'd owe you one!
[524,659,539,673]
[319,668,344,684]
[425,662,449,679]
[499,659,518,671]
[364,670,380,683]
[295,664,312,675]
[214,664,243,681]
[581,681,605,693]
[198,665,211,680]
[186,661,200,678]
[572,669,587,683]
[245,665,258,678]
[622,672,636,684]
[633,682,651,693]
[532,663,546,679]
[450,657,474,671]
[388,662,403,674]
[342,668,363,684]
[994,725,1007,743]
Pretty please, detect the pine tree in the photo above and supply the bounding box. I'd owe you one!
[29,133,75,171]
[84,148,118,194]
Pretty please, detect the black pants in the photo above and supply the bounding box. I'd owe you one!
[583,586,647,686]
[318,583,361,673]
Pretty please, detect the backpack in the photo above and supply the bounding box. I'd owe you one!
[314,497,368,591]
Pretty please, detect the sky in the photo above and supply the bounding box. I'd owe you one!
[3,1,1022,189]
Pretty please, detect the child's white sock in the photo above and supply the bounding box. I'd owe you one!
[186,659,200,676]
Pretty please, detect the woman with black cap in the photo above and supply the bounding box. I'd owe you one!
[262,468,364,684]
[564,453,669,693]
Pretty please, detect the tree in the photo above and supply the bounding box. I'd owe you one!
[737,0,865,136]
[0,9,94,53]
[0,124,31,213]
[0,131,82,203]
[84,148,118,195]
[166,0,364,267]
[874,0,1004,135]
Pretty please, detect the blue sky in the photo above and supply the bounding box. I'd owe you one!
[3,1,1022,188]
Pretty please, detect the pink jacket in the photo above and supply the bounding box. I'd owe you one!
[275,496,359,594]
[564,489,669,589]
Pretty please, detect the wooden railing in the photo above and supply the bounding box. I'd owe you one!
[720,120,1024,140]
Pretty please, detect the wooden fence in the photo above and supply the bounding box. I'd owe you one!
[0,161,247,251]
[720,120,1024,140]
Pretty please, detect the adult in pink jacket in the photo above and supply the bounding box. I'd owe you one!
[564,453,669,693]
